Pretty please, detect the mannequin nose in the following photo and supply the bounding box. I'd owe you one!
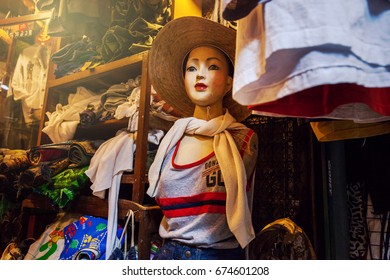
[196,74,205,80]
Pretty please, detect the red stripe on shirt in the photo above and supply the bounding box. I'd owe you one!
[156,192,226,207]
[161,204,226,218]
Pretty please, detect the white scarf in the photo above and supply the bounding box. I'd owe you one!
[147,111,255,248]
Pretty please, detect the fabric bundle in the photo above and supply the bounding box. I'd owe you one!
[101,17,162,63]
[0,149,32,201]
[79,105,102,126]
[68,140,104,168]
[102,0,171,62]
[100,79,139,119]
[59,215,123,260]
[18,158,70,189]
[45,0,112,38]
[0,150,29,173]
[0,149,10,162]
[51,37,100,78]
[111,0,171,27]
[36,166,90,209]
[42,86,101,143]
[27,142,72,165]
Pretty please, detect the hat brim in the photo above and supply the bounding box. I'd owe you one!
[148,16,251,122]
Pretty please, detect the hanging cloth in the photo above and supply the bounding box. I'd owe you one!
[232,0,390,122]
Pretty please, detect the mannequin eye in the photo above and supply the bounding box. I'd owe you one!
[209,64,220,70]
[186,66,197,72]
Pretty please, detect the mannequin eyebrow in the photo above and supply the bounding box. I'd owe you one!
[187,57,223,65]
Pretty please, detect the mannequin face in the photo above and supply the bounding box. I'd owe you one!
[184,46,233,108]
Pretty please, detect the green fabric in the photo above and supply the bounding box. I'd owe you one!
[36,166,90,209]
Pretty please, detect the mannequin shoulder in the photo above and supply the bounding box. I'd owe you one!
[231,128,258,175]
[246,131,258,158]
[242,131,258,175]
[231,128,258,156]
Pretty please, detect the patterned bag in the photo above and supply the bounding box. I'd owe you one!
[24,213,79,260]
[59,215,123,260]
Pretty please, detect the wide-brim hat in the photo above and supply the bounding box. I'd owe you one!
[148,16,251,122]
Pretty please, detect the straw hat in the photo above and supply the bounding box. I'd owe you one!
[148,16,251,122]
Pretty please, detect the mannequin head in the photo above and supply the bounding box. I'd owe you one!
[148,16,251,122]
[184,46,233,120]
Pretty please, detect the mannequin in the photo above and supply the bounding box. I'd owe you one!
[177,45,257,178]
[147,16,258,260]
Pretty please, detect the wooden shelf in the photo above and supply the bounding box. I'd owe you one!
[38,51,151,145]
[73,116,172,143]
[73,118,129,141]
[0,11,52,26]
[21,193,160,222]
[46,52,147,94]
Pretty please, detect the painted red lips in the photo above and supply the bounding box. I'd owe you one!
[195,83,207,90]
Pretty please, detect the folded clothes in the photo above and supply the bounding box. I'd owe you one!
[0,149,10,162]
[79,109,98,126]
[18,164,51,189]
[27,139,103,169]
[18,158,70,189]
[101,17,163,62]
[36,166,90,209]
[0,150,29,173]
[100,91,129,114]
[79,100,104,126]
[27,145,70,166]
[43,87,101,143]
[68,140,105,168]
[101,25,133,63]
[51,40,88,65]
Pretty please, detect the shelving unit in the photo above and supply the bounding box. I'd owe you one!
[23,50,164,260]
[38,51,152,204]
